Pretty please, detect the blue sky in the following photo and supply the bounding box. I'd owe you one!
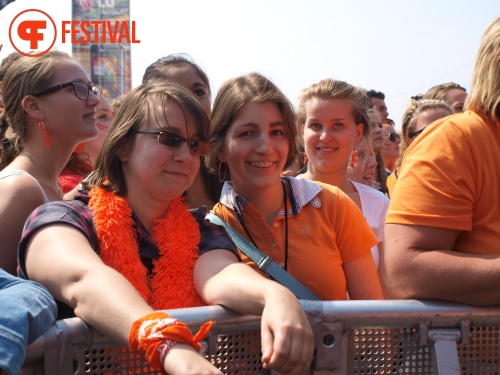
[1,0,499,128]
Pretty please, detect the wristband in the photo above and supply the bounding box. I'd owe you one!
[129,312,214,369]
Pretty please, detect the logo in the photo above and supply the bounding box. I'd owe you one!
[9,9,57,57]
[9,9,140,57]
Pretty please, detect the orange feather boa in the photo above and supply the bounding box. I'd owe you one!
[88,187,206,309]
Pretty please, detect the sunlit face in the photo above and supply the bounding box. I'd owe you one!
[167,64,211,117]
[36,59,99,145]
[367,110,384,152]
[445,88,467,113]
[82,95,113,165]
[302,97,363,176]
[370,97,389,120]
[218,101,289,196]
[407,107,451,145]
[120,101,201,204]
[349,137,378,187]
[381,123,401,161]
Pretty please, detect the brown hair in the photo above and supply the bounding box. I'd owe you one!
[0,51,71,169]
[206,73,297,174]
[423,82,466,103]
[84,81,209,195]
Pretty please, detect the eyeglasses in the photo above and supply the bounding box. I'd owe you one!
[134,130,209,156]
[33,80,101,100]
[409,128,425,139]
[385,132,401,142]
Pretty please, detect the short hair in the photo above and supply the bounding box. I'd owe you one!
[142,53,211,98]
[206,73,297,174]
[298,78,371,138]
[85,81,210,195]
[465,17,500,122]
[401,99,454,147]
[0,51,71,169]
[423,82,466,103]
[367,89,385,100]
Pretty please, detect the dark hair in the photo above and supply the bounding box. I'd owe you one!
[142,54,211,98]
[367,89,385,100]
[85,81,210,195]
[207,73,297,175]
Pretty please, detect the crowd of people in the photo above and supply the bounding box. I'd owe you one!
[0,15,498,375]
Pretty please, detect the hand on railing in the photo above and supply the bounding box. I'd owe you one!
[260,288,315,375]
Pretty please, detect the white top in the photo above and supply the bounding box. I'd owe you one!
[0,170,50,203]
[350,180,390,269]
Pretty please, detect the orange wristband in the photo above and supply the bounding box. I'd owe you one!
[129,312,214,370]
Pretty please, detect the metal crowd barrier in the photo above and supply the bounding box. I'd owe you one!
[22,300,500,374]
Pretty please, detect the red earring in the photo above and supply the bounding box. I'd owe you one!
[350,149,358,168]
[38,116,51,149]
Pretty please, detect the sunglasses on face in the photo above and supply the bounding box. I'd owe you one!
[33,80,101,100]
[409,128,425,139]
[385,132,401,142]
[134,130,209,156]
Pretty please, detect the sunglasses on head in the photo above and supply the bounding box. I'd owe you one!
[133,130,209,156]
[385,132,401,142]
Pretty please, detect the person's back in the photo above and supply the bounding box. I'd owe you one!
[383,17,500,305]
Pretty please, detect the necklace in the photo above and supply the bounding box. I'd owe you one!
[236,180,290,270]
[23,150,63,197]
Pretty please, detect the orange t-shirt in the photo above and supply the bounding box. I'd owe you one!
[386,111,500,254]
[212,177,377,300]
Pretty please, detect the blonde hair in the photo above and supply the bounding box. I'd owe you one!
[401,99,453,148]
[298,78,370,138]
[423,82,466,103]
[465,17,500,122]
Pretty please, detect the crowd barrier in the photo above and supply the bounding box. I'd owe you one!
[22,300,500,374]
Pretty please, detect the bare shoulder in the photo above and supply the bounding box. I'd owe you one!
[0,172,46,216]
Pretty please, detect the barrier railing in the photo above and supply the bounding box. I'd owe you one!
[22,300,500,374]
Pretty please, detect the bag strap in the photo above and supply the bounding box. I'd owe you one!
[206,213,321,300]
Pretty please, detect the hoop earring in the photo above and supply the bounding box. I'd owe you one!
[303,151,309,165]
[38,116,51,149]
[218,161,227,183]
[350,149,358,168]
[281,154,301,176]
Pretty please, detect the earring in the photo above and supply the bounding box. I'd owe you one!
[218,161,227,183]
[350,149,358,168]
[38,116,51,149]
[74,142,86,154]
[303,151,309,165]
[281,154,301,176]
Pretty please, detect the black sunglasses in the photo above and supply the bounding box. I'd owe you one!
[409,128,425,139]
[385,132,401,142]
[134,130,209,156]
[33,80,101,100]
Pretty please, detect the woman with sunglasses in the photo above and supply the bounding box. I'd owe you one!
[18,81,313,375]
[142,54,223,210]
[386,99,453,197]
[383,18,500,305]
[208,73,383,300]
[297,78,390,274]
[380,122,401,174]
[0,51,100,275]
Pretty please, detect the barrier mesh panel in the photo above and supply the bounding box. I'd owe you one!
[457,326,500,374]
[351,328,433,374]
[81,331,264,375]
